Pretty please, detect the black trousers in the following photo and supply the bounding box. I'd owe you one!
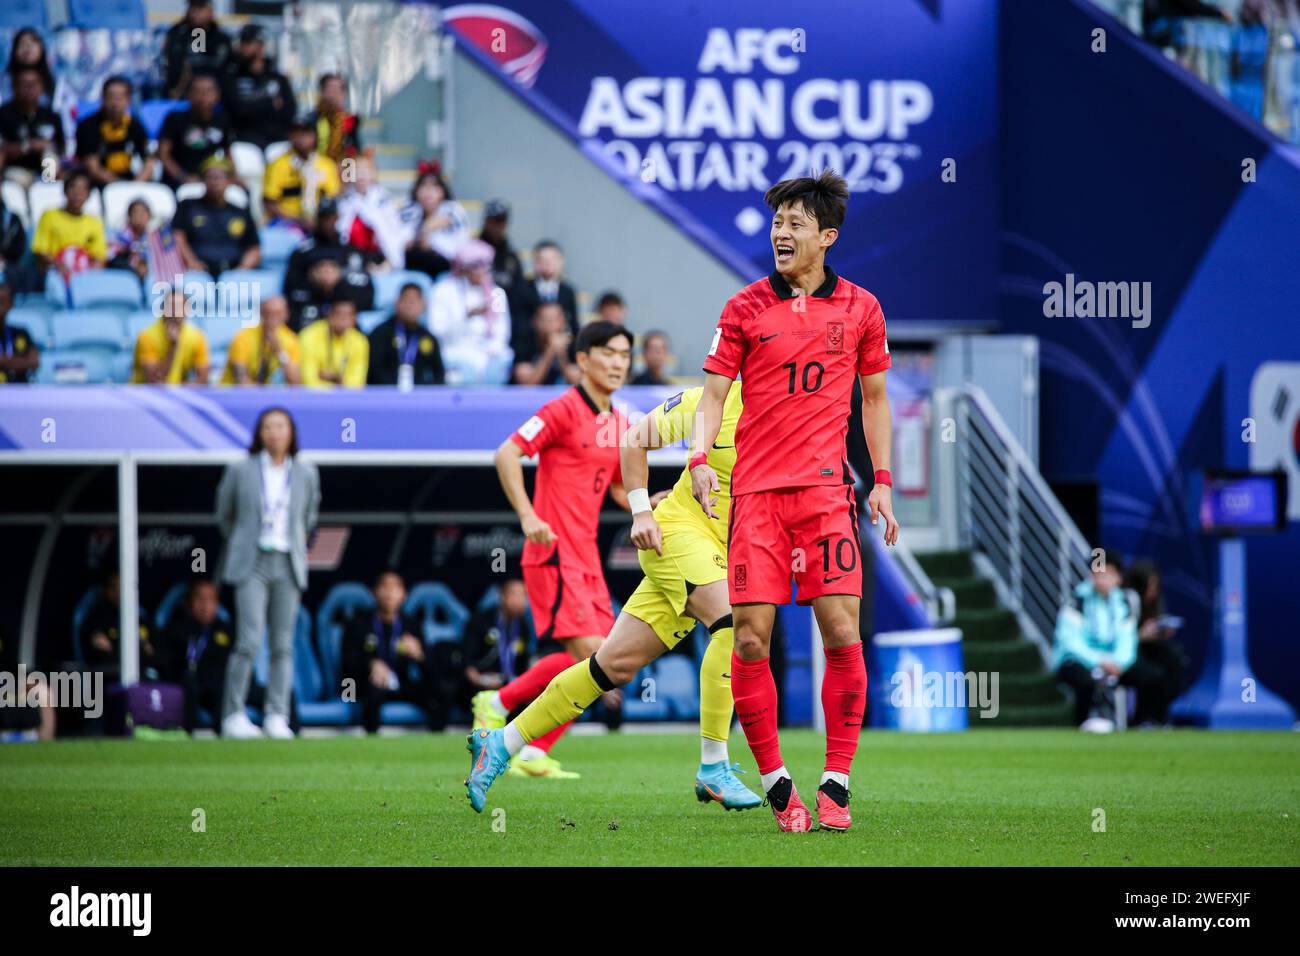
[1132,639,1188,725]
[1057,657,1166,726]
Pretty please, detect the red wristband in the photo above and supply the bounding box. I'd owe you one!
[874,469,892,487]
[688,451,709,471]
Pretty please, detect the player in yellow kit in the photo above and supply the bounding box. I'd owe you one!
[466,381,761,812]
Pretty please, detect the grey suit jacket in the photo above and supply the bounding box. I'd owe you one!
[215,454,321,591]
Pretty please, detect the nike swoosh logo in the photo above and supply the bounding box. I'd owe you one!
[712,442,734,449]
[475,733,488,769]
[822,573,849,584]
[721,672,731,679]
[759,333,779,343]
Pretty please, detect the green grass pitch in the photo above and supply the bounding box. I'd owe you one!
[2,729,1296,866]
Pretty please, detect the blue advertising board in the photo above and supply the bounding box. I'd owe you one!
[441,0,999,324]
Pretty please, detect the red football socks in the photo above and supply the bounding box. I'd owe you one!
[730,651,784,774]
[497,651,573,712]
[822,642,867,774]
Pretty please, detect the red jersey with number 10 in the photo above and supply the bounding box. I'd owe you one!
[702,267,890,495]
[509,385,627,574]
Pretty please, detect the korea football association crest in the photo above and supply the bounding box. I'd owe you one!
[826,321,844,354]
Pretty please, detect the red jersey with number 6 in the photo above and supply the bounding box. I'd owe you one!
[509,385,626,574]
[702,267,890,495]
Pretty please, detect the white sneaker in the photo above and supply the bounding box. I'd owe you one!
[222,711,263,739]
[263,713,295,740]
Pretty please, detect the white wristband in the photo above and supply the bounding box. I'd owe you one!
[628,487,652,515]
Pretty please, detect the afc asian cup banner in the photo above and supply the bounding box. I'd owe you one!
[441,0,998,323]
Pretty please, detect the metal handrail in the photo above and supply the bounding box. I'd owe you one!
[935,386,1093,652]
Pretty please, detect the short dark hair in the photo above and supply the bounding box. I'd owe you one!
[102,74,133,98]
[64,169,92,192]
[1096,549,1125,575]
[596,291,624,311]
[319,72,345,91]
[575,319,633,355]
[12,64,45,87]
[397,282,424,300]
[533,239,562,255]
[189,578,217,596]
[188,70,220,92]
[126,198,151,217]
[248,406,300,457]
[764,169,849,231]
[643,329,670,348]
[373,567,406,589]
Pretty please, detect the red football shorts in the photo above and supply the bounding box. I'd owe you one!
[728,484,863,606]
[523,562,616,640]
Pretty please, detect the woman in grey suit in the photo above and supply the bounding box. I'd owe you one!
[216,407,320,739]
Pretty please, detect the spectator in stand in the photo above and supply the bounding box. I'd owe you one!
[0,66,65,185]
[155,579,260,734]
[300,296,369,388]
[368,282,444,386]
[31,170,106,283]
[79,569,155,681]
[216,405,320,740]
[221,295,301,385]
[1124,559,1188,726]
[2,29,57,105]
[308,73,362,165]
[509,240,578,355]
[262,115,341,233]
[511,300,576,386]
[76,76,154,187]
[1053,550,1163,728]
[431,239,513,384]
[399,165,469,280]
[171,156,260,277]
[0,282,39,384]
[108,199,187,286]
[222,24,296,150]
[631,329,673,385]
[479,199,523,293]
[287,253,374,330]
[162,0,235,99]
[131,286,211,385]
[336,154,407,268]
[342,569,442,733]
[595,290,627,325]
[158,72,234,188]
[458,577,533,713]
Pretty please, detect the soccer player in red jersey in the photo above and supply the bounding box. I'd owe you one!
[692,171,900,832]
[474,320,633,778]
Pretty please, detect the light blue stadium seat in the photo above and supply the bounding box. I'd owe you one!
[314,583,376,692]
[111,351,133,384]
[0,1,47,29]
[260,227,303,268]
[372,270,434,310]
[44,271,69,308]
[68,0,147,30]
[404,582,470,645]
[220,268,283,298]
[358,309,387,335]
[52,310,127,350]
[69,270,144,309]
[7,308,51,348]
[199,314,245,351]
[138,99,186,141]
[39,348,117,384]
[295,608,353,726]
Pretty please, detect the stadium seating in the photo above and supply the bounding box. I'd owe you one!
[220,268,283,298]
[372,270,434,311]
[0,0,47,30]
[313,582,377,701]
[7,308,52,348]
[230,141,266,181]
[197,314,246,352]
[2,180,30,232]
[68,0,148,31]
[404,582,470,645]
[137,100,186,141]
[260,226,303,269]
[102,181,177,231]
[69,270,144,309]
[174,183,250,209]
[52,309,128,350]
[358,309,387,335]
[152,582,230,631]
[38,348,118,383]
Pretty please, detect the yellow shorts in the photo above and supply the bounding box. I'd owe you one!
[622,520,728,649]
